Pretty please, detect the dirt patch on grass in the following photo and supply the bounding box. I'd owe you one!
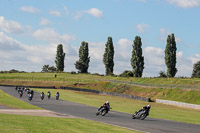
[0,108,77,118]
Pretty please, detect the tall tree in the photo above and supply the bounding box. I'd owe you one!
[75,41,90,73]
[192,61,200,78]
[55,44,65,72]
[103,37,114,75]
[165,34,177,77]
[131,36,144,77]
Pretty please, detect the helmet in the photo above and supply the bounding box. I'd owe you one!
[106,101,109,104]
[147,105,151,108]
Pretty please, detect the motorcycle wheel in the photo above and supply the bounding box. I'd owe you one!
[132,114,136,119]
[101,110,107,116]
[140,114,147,120]
[96,112,100,116]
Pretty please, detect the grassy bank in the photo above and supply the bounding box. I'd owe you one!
[0,89,41,109]
[0,73,200,104]
[0,114,138,133]
[33,89,200,125]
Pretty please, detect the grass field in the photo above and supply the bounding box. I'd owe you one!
[0,89,41,109]
[0,114,139,133]
[1,72,200,86]
[33,88,200,125]
[0,73,200,104]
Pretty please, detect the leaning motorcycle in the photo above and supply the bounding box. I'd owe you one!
[28,94,33,101]
[96,106,110,116]
[132,109,150,120]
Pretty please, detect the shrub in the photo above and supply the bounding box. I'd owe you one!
[119,70,133,77]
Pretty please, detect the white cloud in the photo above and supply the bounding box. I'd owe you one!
[136,24,150,33]
[20,6,40,13]
[0,16,23,34]
[73,11,83,20]
[64,6,69,16]
[160,28,181,43]
[85,8,103,18]
[73,8,103,20]
[166,0,200,8]
[39,18,50,26]
[49,10,61,17]
[0,32,24,50]
[0,31,78,72]
[33,28,75,44]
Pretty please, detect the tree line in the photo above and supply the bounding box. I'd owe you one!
[42,34,200,78]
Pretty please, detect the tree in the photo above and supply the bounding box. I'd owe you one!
[48,66,57,72]
[41,65,49,72]
[41,65,57,72]
[165,34,177,77]
[131,36,144,77]
[159,71,167,78]
[75,41,90,73]
[192,61,200,78]
[103,37,114,75]
[55,44,65,72]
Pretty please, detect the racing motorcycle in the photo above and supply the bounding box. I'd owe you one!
[41,93,44,100]
[132,109,150,120]
[19,91,23,98]
[96,106,111,116]
[28,94,33,101]
[56,93,59,100]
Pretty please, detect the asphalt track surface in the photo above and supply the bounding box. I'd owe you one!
[1,86,200,133]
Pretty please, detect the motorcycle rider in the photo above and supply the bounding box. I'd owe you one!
[55,92,60,100]
[47,91,51,99]
[41,92,45,100]
[138,105,151,113]
[98,101,111,112]
[19,89,23,98]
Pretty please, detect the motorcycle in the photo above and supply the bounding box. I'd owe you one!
[28,94,33,101]
[132,109,150,120]
[47,93,51,99]
[56,94,59,100]
[96,106,110,116]
[41,93,44,100]
[19,91,23,98]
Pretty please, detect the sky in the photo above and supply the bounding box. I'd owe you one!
[0,0,200,77]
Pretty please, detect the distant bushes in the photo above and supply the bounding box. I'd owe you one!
[119,70,133,77]
[0,69,26,73]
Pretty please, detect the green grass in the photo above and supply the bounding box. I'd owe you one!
[33,89,200,125]
[0,73,200,104]
[0,114,139,133]
[0,90,41,109]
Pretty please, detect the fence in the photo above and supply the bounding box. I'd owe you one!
[156,99,200,110]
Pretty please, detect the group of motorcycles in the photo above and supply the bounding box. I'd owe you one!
[96,103,150,120]
[15,86,60,101]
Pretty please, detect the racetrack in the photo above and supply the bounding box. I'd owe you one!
[1,86,200,133]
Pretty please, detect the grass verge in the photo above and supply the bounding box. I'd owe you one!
[0,114,139,133]
[0,89,41,109]
[33,89,200,125]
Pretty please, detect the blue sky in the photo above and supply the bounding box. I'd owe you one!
[0,0,200,77]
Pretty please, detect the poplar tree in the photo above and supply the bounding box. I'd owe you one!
[55,44,65,72]
[103,37,114,75]
[75,41,90,73]
[192,61,200,78]
[131,36,144,77]
[165,34,177,77]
